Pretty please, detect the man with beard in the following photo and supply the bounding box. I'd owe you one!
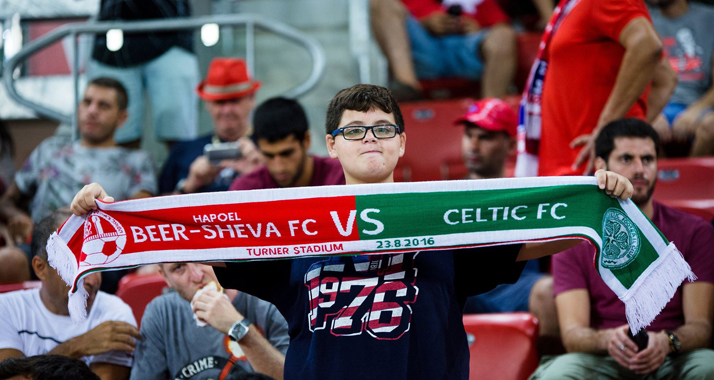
[160,58,263,195]
[530,118,714,379]
[0,77,156,254]
[229,97,344,191]
[0,209,139,380]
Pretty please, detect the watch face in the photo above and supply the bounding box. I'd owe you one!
[229,321,249,341]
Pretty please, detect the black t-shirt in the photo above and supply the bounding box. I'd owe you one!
[214,244,525,380]
[92,0,193,67]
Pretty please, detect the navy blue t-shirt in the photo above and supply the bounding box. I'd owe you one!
[214,244,524,380]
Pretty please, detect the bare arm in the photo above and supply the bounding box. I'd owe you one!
[235,328,286,380]
[674,282,714,352]
[0,348,24,361]
[0,182,34,244]
[557,289,607,353]
[90,363,131,380]
[646,57,678,122]
[192,289,285,379]
[572,17,663,173]
[48,321,139,359]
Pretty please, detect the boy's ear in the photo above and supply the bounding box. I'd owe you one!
[326,135,339,159]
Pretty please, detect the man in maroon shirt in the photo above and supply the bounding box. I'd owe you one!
[531,118,714,379]
[229,98,345,191]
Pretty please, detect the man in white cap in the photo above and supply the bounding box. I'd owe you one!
[159,58,263,195]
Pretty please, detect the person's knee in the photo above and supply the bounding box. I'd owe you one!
[532,354,591,380]
[0,246,31,284]
[370,0,406,19]
[697,114,714,137]
[678,349,714,379]
[482,25,517,60]
[529,276,559,336]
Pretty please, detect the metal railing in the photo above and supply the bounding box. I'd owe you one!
[2,14,326,133]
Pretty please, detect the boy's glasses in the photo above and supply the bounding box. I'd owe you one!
[331,124,401,140]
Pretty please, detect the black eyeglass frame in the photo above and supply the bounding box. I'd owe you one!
[330,124,401,140]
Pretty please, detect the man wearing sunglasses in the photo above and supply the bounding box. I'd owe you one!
[71,84,634,380]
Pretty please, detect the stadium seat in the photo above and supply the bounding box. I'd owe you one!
[0,281,41,293]
[464,313,539,380]
[115,273,167,329]
[653,157,714,221]
[397,99,474,181]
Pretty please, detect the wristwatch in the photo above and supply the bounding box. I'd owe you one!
[663,330,680,354]
[228,318,251,342]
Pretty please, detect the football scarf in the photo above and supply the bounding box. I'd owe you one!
[515,0,581,177]
[48,177,693,333]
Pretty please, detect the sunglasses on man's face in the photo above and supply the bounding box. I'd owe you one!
[331,124,401,140]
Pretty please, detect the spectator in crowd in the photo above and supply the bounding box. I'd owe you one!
[534,0,677,176]
[131,263,289,380]
[648,0,714,157]
[89,0,199,149]
[0,209,139,380]
[370,0,517,100]
[71,84,634,379]
[229,97,345,191]
[0,77,157,246]
[458,98,558,340]
[0,355,100,380]
[0,246,30,284]
[530,119,714,379]
[160,58,263,195]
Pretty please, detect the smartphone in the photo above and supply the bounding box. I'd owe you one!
[628,329,649,351]
[204,142,242,165]
[447,4,462,17]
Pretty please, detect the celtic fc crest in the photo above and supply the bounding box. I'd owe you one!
[601,208,641,269]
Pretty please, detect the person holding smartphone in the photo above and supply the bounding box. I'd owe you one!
[159,58,263,195]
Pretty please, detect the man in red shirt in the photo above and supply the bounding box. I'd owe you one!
[229,97,345,191]
[538,0,676,176]
[531,119,714,379]
[370,0,516,99]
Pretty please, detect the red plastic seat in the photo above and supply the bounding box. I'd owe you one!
[115,273,167,329]
[0,281,42,293]
[463,312,539,380]
[653,157,714,221]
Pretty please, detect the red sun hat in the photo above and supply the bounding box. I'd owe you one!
[454,98,518,137]
[196,58,261,101]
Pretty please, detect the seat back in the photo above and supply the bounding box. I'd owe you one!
[397,99,474,182]
[464,312,539,380]
[115,273,167,329]
[653,157,714,221]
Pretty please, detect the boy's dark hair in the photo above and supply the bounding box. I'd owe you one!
[0,355,100,380]
[325,84,404,135]
[88,77,128,110]
[32,209,73,261]
[595,118,661,161]
[252,97,309,143]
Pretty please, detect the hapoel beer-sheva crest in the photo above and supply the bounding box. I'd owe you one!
[80,211,127,266]
[601,208,641,270]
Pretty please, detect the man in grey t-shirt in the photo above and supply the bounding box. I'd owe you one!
[648,0,714,156]
[131,263,288,380]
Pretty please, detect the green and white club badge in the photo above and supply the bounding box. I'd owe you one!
[601,208,641,269]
